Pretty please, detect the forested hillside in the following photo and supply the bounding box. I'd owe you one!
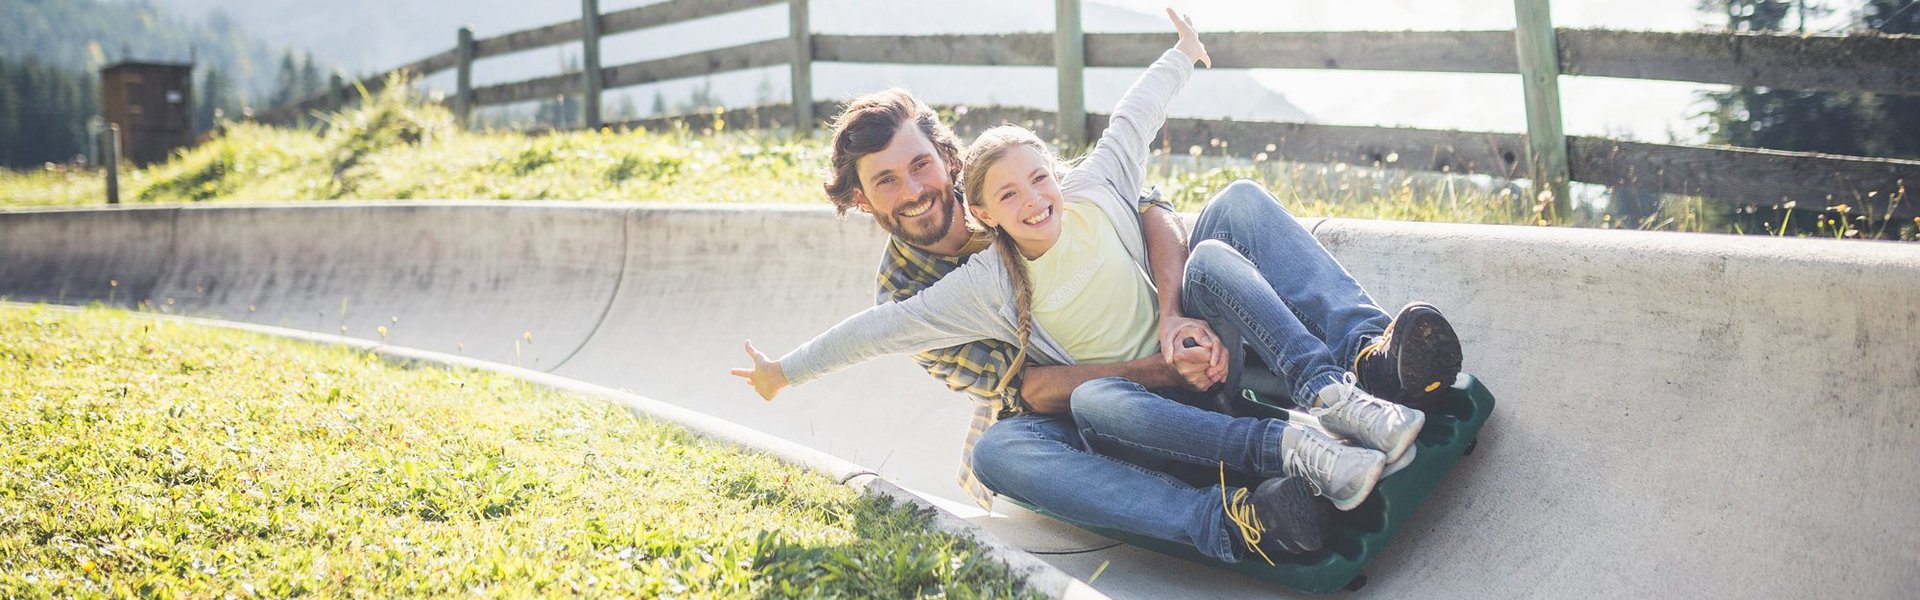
[0,57,97,167]
[0,0,289,101]
[0,0,335,166]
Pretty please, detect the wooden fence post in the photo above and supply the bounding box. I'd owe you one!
[1513,0,1572,222]
[455,26,475,130]
[102,124,120,205]
[789,0,813,135]
[1055,0,1086,147]
[581,0,603,130]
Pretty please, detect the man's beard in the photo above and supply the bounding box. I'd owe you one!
[874,187,957,248]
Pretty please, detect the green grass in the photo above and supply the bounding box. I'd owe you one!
[1,80,1912,241]
[0,304,1039,599]
[0,84,827,208]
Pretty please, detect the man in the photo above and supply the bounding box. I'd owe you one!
[815,87,1460,562]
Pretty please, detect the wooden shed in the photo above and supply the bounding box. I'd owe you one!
[100,61,193,166]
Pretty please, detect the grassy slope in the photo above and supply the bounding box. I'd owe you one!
[1,83,1910,241]
[0,83,1545,221]
[0,305,1038,599]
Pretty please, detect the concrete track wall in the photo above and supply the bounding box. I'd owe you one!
[1314,220,1920,597]
[2,203,1915,598]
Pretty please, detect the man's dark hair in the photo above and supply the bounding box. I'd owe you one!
[822,89,963,216]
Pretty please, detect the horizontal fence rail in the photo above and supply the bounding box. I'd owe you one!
[1088,31,1520,73]
[251,1,1920,221]
[604,39,792,89]
[1558,30,1920,95]
[1569,137,1920,212]
[814,33,1055,65]
[261,28,1920,120]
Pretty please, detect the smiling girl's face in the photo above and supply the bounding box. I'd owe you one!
[969,144,1065,260]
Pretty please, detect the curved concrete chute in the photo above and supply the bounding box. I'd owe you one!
[553,205,982,499]
[1315,219,1920,598]
[0,206,177,308]
[3,203,1917,599]
[148,203,628,370]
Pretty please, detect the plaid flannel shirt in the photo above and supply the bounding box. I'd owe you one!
[875,187,1172,510]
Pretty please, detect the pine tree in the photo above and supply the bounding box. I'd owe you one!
[197,65,235,134]
[327,72,345,103]
[16,59,52,165]
[53,68,82,162]
[270,49,298,108]
[0,59,17,167]
[535,54,584,128]
[651,91,667,117]
[615,94,637,121]
[298,53,321,101]
[78,68,99,141]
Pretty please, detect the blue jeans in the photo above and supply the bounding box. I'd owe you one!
[973,401,1281,563]
[971,180,1390,562]
[1184,180,1392,408]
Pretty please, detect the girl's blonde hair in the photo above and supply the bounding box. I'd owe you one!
[961,125,1057,394]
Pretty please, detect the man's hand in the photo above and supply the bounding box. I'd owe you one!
[1159,316,1227,387]
[728,340,789,401]
[1168,343,1219,391]
[1167,8,1211,68]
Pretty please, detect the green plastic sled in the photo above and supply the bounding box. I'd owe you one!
[1007,372,1497,594]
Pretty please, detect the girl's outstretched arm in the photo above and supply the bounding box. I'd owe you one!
[725,256,1012,400]
[1072,8,1208,199]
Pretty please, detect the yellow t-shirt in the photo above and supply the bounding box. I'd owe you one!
[1025,202,1160,364]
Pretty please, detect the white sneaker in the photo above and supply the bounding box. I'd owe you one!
[1311,375,1424,465]
[1288,410,1416,478]
[1282,426,1386,511]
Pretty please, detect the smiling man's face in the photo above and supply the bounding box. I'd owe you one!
[852,124,963,250]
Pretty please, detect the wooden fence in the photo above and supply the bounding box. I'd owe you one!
[255,0,1920,221]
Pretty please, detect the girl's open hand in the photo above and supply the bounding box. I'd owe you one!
[1167,8,1211,68]
[728,340,789,401]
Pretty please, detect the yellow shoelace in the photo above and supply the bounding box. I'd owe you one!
[1353,310,1394,375]
[1219,461,1276,566]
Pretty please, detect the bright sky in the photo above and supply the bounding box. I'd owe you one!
[1095,0,1862,143]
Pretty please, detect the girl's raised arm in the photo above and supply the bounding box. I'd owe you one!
[1072,8,1209,198]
